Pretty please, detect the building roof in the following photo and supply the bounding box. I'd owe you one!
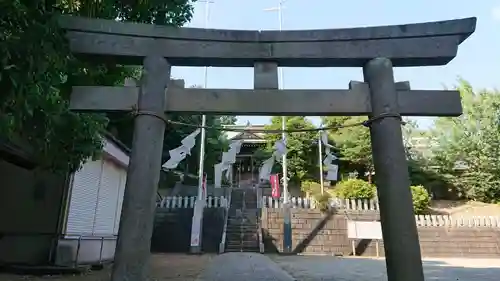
[223,124,267,144]
[0,137,36,169]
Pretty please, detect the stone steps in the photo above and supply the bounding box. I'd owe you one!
[224,248,260,253]
[223,188,261,253]
[227,238,259,247]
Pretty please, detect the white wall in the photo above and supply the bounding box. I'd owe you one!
[64,138,129,237]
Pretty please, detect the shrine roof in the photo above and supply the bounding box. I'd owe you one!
[224,124,267,143]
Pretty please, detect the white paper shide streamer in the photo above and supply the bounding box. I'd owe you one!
[162,129,201,170]
[258,140,287,182]
[321,131,339,181]
[214,140,243,188]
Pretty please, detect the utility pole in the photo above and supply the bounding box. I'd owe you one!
[264,0,288,204]
[190,0,214,254]
[264,0,292,253]
[198,0,214,199]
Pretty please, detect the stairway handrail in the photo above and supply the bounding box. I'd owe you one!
[219,188,232,254]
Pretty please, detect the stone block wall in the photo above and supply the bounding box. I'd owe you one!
[202,208,226,253]
[150,207,226,253]
[261,208,500,258]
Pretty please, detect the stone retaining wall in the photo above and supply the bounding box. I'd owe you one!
[150,207,225,253]
[261,208,500,258]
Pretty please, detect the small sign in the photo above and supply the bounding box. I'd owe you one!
[202,173,207,193]
[347,221,382,240]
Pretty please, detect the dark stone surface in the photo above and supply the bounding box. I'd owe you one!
[201,208,225,253]
[58,16,476,42]
[150,207,225,253]
[151,208,193,253]
[364,57,425,281]
[58,16,476,67]
[71,86,463,117]
[63,33,469,67]
[110,56,170,281]
[262,208,500,258]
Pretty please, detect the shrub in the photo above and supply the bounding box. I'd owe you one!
[313,193,331,212]
[334,179,376,199]
[301,180,322,196]
[411,185,431,214]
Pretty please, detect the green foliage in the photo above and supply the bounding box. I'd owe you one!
[260,116,317,183]
[410,185,431,214]
[219,116,237,125]
[313,192,331,212]
[322,116,427,184]
[1,0,195,173]
[407,158,451,199]
[334,179,376,199]
[301,180,322,195]
[322,117,372,172]
[429,79,500,202]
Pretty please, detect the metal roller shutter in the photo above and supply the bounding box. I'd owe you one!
[93,160,121,235]
[66,159,103,236]
[114,170,127,235]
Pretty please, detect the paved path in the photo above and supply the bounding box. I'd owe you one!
[197,253,295,281]
[272,255,500,281]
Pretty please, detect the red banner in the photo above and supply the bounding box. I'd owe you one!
[202,173,207,192]
[270,174,280,198]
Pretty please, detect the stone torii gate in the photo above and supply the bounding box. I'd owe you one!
[59,15,476,281]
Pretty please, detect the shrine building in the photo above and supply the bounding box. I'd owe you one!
[223,124,267,187]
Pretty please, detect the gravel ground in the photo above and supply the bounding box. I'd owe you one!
[0,254,214,281]
[272,255,500,281]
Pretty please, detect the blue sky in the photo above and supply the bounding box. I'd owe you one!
[170,0,500,128]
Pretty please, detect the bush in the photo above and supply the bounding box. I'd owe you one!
[411,185,431,214]
[333,179,376,199]
[301,180,322,195]
[313,193,331,212]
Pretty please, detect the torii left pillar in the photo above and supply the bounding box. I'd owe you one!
[111,55,171,281]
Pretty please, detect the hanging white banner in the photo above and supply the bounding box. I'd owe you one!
[320,131,339,181]
[259,140,287,182]
[214,140,243,188]
[162,129,201,170]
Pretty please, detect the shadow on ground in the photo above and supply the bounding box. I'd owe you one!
[271,255,500,281]
[0,254,213,281]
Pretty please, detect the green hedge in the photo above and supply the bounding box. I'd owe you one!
[410,185,431,214]
[333,180,430,214]
[333,179,376,199]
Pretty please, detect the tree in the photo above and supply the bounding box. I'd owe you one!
[321,117,373,180]
[322,116,428,184]
[429,79,500,202]
[260,116,317,184]
[219,116,237,125]
[1,0,195,173]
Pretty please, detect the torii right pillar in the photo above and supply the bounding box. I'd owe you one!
[364,57,424,281]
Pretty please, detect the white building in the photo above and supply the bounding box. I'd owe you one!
[0,135,130,267]
[55,136,130,266]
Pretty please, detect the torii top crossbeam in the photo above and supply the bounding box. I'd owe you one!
[62,16,476,117]
[58,16,476,67]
